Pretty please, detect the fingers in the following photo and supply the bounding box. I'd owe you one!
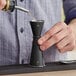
[56,27,75,52]
[58,41,75,53]
[40,26,69,51]
[38,22,75,52]
[56,35,72,50]
[38,22,69,51]
[56,34,75,52]
[38,22,66,45]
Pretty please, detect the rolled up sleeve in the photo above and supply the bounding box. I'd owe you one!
[63,0,76,24]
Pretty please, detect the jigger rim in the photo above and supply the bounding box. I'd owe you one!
[30,20,44,23]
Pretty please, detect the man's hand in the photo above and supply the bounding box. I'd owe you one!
[0,0,6,10]
[38,22,75,53]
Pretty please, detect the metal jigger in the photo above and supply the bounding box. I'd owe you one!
[30,20,45,67]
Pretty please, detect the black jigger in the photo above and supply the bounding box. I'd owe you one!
[30,20,45,67]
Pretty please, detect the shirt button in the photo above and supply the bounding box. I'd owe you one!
[20,0,24,2]
[20,27,24,33]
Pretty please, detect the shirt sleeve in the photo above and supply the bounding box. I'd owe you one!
[63,0,76,24]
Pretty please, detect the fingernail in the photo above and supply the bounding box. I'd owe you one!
[40,46,45,51]
[38,39,43,45]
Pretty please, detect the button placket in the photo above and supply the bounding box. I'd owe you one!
[17,1,27,64]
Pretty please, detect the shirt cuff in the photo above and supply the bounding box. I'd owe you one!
[65,10,76,24]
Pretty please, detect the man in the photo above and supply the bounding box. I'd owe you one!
[0,0,76,66]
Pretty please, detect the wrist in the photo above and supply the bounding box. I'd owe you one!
[68,19,76,41]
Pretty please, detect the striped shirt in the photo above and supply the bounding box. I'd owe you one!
[0,0,75,65]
